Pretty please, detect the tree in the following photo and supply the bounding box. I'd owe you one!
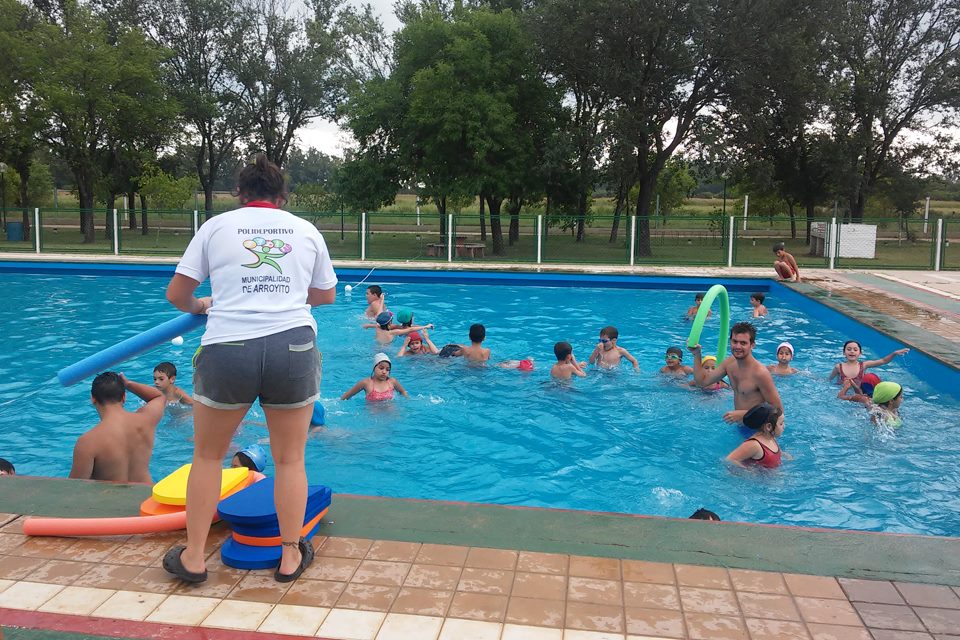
[529,0,612,242]
[286,146,340,189]
[0,0,47,238]
[145,0,253,213]
[138,165,199,210]
[235,0,348,167]
[34,2,170,242]
[597,0,776,257]
[826,0,960,220]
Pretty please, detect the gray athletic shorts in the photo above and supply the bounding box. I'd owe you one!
[193,326,321,410]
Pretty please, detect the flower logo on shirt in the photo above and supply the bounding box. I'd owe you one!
[242,237,292,273]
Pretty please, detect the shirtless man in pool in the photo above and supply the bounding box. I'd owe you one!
[70,372,165,483]
[689,321,783,424]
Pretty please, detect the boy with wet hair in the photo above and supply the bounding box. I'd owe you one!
[365,285,386,318]
[70,372,165,483]
[0,458,15,476]
[460,323,491,363]
[588,326,639,370]
[660,346,693,377]
[551,342,586,379]
[750,292,768,318]
[686,292,712,320]
[153,362,193,406]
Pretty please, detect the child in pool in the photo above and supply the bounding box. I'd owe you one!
[363,311,433,345]
[750,292,768,318]
[0,458,15,476]
[153,362,193,407]
[364,285,386,319]
[459,324,491,363]
[726,403,783,468]
[686,292,712,320]
[498,358,535,371]
[838,372,880,405]
[828,341,909,398]
[341,353,409,402]
[398,329,439,356]
[660,347,693,377]
[688,355,729,390]
[767,342,798,376]
[588,326,639,371]
[551,342,586,380]
[869,381,904,427]
[230,444,266,472]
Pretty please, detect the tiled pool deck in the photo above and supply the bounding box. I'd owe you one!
[2,257,959,640]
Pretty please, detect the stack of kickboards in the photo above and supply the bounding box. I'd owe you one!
[217,477,332,569]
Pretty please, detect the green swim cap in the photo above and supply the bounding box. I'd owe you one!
[872,381,902,404]
[396,309,413,324]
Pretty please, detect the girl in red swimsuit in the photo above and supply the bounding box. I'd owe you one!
[726,403,784,469]
[340,353,410,403]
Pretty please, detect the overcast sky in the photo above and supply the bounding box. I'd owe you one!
[296,0,399,157]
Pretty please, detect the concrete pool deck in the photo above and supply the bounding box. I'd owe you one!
[2,255,959,639]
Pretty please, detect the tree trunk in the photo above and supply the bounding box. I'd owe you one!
[609,180,626,243]
[105,194,116,240]
[437,196,447,236]
[787,202,796,239]
[576,191,587,242]
[140,194,149,235]
[508,196,521,246]
[77,177,95,244]
[805,202,815,246]
[127,189,137,230]
[850,189,866,222]
[479,193,486,241]
[485,195,505,255]
[204,185,215,220]
[15,163,31,240]
[634,177,656,257]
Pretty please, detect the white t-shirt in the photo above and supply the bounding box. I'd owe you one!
[175,206,338,345]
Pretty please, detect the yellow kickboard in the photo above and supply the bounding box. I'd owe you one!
[152,464,250,506]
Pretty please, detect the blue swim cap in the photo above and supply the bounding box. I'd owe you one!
[236,444,266,472]
[310,401,326,426]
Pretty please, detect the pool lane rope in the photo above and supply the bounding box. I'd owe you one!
[57,313,208,386]
[686,284,731,360]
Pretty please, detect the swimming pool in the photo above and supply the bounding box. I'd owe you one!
[1,265,958,537]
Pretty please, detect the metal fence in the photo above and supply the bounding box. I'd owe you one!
[1,207,957,271]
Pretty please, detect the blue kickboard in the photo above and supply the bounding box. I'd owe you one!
[228,490,332,537]
[221,518,323,570]
[218,477,331,525]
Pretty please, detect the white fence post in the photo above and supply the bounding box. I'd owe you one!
[829,217,837,270]
[629,215,636,266]
[360,211,366,261]
[112,208,119,255]
[742,194,749,231]
[447,213,453,263]
[924,196,930,234]
[537,214,543,264]
[727,216,735,267]
[934,218,943,272]
[34,208,40,254]
[192,210,199,235]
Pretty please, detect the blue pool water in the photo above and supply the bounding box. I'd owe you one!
[1,271,959,537]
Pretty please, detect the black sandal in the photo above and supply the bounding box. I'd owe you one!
[274,537,314,583]
[162,546,208,584]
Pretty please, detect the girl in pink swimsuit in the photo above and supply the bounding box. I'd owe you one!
[829,340,909,401]
[340,353,409,403]
[726,403,784,469]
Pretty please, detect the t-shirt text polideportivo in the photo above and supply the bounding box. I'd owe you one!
[175,206,338,345]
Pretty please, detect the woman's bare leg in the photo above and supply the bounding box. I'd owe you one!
[179,403,248,574]
[263,404,312,575]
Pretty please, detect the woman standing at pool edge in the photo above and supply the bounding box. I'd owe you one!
[162,154,337,583]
